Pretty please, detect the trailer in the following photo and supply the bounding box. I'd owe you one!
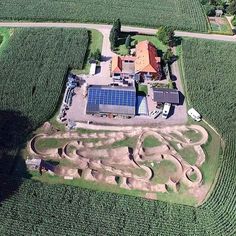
[188,108,201,121]
[89,63,97,75]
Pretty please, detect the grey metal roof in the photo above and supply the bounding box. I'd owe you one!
[86,85,136,116]
[153,88,179,104]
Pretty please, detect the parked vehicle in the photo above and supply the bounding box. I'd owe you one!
[188,108,201,121]
[162,103,171,119]
[149,109,162,119]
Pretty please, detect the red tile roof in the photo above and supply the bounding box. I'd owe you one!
[135,40,160,74]
[111,56,122,73]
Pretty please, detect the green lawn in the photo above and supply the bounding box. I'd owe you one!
[183,130,202,142]
[0,28,11,55]
[117,44,129,56]
[36,138,68,150]
[72,29,103,74]
[200,122,223,185]
[150,160,177,184]
[137,84,148,95]
[116,33,168,56]
[178,147,197,166]
[132,34,168,53]
[143,136,161,148]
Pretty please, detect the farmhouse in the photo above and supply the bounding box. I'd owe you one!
[86,85,136,117]
[111,40,161,81]
[152,88,180,104]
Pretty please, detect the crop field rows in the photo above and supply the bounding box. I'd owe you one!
[0,32,236,235]
[0,0,208,32]
[181,38,236,135]
[0,28,88,129]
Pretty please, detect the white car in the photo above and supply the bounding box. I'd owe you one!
[162,103,171,119]
[149,109,162,119]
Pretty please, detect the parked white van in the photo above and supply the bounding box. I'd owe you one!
[162,103,171,119]
[188,108,201,121]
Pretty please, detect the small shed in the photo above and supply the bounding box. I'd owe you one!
[215,10,223,17]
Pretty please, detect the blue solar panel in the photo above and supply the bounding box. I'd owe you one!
[87,87,136,107]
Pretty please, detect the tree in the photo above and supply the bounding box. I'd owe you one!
[125,35,131,49]
[109,19,121,50]
[113,18,121,35]
[109,28,118,50]
[205,3,216,16]
[157,26,175,46]
[227,0,236,15]
[231,15,236,26]
[162,48,174,64]
[90,49,101,62]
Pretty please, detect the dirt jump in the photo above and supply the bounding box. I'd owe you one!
[27,124,208,198]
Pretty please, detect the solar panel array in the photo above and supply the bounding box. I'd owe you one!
[87,88,136,107]
[86,86,136,116]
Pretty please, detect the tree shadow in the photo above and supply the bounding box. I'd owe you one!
[0,110,32,203]
[168,105,176,118]
[117,31,137,48]
[174,36,182,46]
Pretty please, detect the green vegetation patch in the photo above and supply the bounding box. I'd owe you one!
[143,136,161,148]
[72,29,103,74]
[112,136,138,148]
[181,38,236,135]
[0,0,208,32]
[178,147,197,166]
[150,160,177,184]
[116,33,168,56]
[0,28,11,54]
[183,129,202,142]
[209,17,232,35]
[188,172,198,182]
[35,138,68,151]
[137,84,148,95]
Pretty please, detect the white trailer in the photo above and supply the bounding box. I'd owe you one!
[89,63,97,75]
[162,103,171,119]
[188,108,201,121]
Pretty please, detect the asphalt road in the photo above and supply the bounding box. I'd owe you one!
[0,21,236,42]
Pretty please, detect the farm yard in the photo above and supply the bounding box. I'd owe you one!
[0,0,208,32]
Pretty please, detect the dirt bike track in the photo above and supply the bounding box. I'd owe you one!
[28,124,208,199]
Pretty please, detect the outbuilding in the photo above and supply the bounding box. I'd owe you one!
[152,88,180,104]
[89,63,97,76]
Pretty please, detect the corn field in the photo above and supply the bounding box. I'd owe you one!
[0,0,208,32]
[1,32,236,236]
[0,28,88,129]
